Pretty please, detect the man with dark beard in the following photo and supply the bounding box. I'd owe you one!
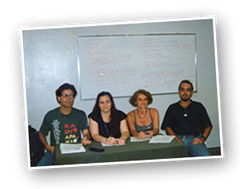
[161,80,212,156]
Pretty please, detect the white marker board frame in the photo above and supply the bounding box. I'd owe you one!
[77,33,197,100]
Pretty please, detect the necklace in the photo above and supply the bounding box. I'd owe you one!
[137,109,148,119]
[183,109,188,117]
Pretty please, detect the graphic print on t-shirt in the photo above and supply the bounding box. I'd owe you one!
[52,120,61,144]
[64,124,79,143]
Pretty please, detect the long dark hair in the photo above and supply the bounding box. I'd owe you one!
[92,91,119,136]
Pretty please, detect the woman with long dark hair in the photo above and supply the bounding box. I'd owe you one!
[88,91,129,145]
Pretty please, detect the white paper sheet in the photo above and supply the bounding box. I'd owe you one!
[60,143,86,154]
[130,136,151,142]
[149,135,175,143]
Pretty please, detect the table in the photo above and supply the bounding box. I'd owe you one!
[54,139,189,165]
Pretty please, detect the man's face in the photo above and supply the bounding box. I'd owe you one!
[179,83,193,102]
[57,89,75,108]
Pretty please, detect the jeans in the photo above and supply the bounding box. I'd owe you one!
[36,152,54,166]
[177,135,211,157]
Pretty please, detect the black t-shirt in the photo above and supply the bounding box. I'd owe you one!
[88,110,127,138]
[161,101,213,136]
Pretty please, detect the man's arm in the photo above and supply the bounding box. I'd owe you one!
[193,126,212,145]
[81,129,91,145]
[39,131,55,154]
[200,126,212,142]
[165,127,183,144]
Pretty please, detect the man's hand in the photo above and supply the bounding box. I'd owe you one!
[81,136,91,145]
[193,137,204,145]
[45,145,55,154]
[174,137,184,144]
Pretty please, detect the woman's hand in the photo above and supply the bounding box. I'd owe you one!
[106,137,118,144]
[118,138,126,144]
[137,131,146,139]
[145,131,154,138]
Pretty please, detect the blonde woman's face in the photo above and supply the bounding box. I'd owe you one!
[136,93,148,109]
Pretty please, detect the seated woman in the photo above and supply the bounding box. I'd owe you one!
[89,91,130,145]
[127,89,159,139]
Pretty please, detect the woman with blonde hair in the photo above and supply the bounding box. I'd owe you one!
[127,89,159,139]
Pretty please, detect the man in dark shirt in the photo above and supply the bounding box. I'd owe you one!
[161,80,212,156]
[37,83,91,166]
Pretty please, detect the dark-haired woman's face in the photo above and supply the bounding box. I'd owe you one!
[99,95,112,113]
[136,93,148,109]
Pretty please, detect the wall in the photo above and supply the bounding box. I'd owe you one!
[22,18,221,148]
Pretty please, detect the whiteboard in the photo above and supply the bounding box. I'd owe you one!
[77,34,197,100]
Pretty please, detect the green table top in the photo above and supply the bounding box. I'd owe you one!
[54,138,189,165]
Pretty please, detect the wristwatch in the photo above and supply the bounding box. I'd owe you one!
[201,136,207,141]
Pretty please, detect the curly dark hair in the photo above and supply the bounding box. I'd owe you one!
[129,89,153,107]
[55,83,77,103]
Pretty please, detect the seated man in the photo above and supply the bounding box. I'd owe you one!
[37,83,91,166]
[161,80,212,156]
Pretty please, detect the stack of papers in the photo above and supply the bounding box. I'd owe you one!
[149,135,175,143]
[60,143,86,154]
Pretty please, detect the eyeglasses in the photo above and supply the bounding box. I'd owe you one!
[61,94,74,98]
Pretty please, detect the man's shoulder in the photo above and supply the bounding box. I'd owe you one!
[45,107,60,117]
[191,100,205,108]
[168,101,205,108]
[168,101,180,108]
[71,107,87,116]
